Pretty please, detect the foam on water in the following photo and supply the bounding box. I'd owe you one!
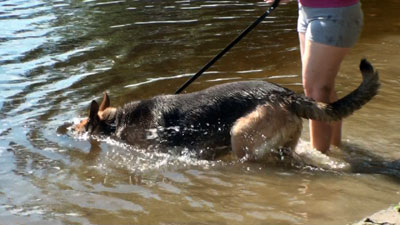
[295,140,351,171]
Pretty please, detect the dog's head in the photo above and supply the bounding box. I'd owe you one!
[75,92,117,135]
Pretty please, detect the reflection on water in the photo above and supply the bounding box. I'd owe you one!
[0,0,399,224]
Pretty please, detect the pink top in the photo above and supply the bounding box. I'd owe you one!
[299,0,359,8]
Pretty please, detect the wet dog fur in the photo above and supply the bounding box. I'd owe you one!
[75,59,379,161]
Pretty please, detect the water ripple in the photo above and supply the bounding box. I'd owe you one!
[1,0,400,224]
[134,19,198,25]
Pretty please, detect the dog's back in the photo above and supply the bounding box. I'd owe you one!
[117,81,296,157]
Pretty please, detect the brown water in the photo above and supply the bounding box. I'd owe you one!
[0,0,399,224]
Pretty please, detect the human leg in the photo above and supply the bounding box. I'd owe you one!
[297,2,363,152]
[301,38,349,152]
[329,91,342,146]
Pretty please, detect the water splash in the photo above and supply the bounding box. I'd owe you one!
[295,140,351,171]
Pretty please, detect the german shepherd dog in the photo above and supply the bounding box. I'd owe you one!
[75,59,379,161]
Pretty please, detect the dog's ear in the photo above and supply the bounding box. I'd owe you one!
[99,92,110,112]
[87,100,100,133]
[89,100,99,120]
[75,99,103,134]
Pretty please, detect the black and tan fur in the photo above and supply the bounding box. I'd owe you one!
[75,59,379,161]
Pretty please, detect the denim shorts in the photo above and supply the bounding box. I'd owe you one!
[297,2,363,48]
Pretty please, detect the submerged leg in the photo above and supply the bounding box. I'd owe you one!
[230,104,302,162]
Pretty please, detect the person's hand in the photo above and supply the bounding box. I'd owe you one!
[264,0,291,4]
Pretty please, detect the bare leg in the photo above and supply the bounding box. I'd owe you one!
[329,91,342,147]
[299,33,348,152]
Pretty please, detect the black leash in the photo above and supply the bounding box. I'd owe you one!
[175,0,281,94]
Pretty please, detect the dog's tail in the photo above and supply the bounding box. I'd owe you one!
[289,59,380,122]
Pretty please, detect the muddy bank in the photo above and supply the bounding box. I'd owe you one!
[353,202,400,225]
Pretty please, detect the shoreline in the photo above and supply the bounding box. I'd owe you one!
[352,202,400,225]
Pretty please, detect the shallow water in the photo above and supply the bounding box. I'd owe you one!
[0,0,399,224]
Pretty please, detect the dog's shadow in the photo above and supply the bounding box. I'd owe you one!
[339,142,400,181]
